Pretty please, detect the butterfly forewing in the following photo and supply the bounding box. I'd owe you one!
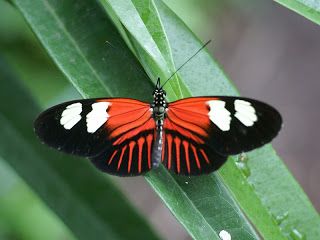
[161,96,281,175]
[35,98,154,176]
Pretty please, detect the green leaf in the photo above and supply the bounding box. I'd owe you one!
[12,0,155,100]
[275,0,320,25]
[10,0,320,239]
[0,158,76,240]
[0,1,68,103]
[0,57,161,240]
[100,0,184,99]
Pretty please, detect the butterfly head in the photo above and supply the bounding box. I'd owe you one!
[152,78,167,122]
[153,77,166,98]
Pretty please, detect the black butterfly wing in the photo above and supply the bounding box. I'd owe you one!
[162,96,282,175]
[34,98,155,176]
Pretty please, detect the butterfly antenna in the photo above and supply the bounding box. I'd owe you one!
[161,40,211,88]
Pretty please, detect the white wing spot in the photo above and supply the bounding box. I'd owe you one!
[234,100,257,127]
[86,102,110,133]
[219,230,231,240]
[60,103,82,130]
[207,100,231,131]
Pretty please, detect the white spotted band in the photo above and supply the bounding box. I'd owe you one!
[234,99,257,127]
[86,102,110,133]
[207,99,258,131]
[60,101,110,133]
[60,103,82,130]
[207,100,231,131]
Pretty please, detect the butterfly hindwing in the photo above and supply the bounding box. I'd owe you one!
[162,96,282,175]
[34,98,154,176]
[91,128,155,176]
[161,130,227,175]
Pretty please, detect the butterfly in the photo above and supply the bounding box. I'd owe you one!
[34,77,282,176]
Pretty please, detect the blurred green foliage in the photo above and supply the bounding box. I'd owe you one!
[0,2,71,238]
[0,159,76,240]
[0,1,67,103]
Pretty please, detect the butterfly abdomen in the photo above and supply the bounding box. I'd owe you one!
[151,126,163,168]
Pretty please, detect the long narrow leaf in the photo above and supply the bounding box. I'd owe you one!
[0,158,76,240]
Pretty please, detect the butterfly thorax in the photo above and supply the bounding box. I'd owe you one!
[151,87,167,126]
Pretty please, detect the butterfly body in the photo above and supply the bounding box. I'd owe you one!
[150,79,168,168]
[34,78,282,177]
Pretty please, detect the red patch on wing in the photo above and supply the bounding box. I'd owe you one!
[96,99,152,141]
[165,97,216,142]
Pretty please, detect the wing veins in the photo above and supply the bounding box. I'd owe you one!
[108,108,151,136]
[165,119,206,145]
[168,110,209,135]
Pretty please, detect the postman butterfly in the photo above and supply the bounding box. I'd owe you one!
[34,42,282,176]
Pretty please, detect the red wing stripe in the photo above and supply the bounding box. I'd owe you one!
[137,137,145,173]
[200,149,210,164]
[167,134,173,169]
[117,145,127,170]
[182,140,190,174]
[191,145,201,169]
[146,134,153,169]
[108,150,118,165]
[128,141,135,173]
[174,137,181,174]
